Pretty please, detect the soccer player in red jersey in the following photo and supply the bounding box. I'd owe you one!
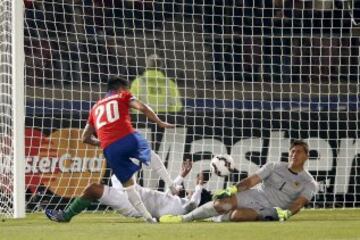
[45,76,177,223]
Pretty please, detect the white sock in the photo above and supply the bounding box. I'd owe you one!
[149,151,174,187]
[124,185,153,221]
[182,202,220,222]
[214,212,231,222]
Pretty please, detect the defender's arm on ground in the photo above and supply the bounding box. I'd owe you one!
[82,124,100,147]
[129,99,175,128]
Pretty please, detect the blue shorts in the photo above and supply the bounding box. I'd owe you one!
[103,132,151,183]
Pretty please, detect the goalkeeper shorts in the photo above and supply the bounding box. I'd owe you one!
[235,189,272,212]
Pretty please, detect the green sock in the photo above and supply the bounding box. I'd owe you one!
[63,197,92,221]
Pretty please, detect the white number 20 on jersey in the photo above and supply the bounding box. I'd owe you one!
[94,100,120,129]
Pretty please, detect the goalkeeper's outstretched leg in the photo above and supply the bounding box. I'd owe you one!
[160,140,318,223]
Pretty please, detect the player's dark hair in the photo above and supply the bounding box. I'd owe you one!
[199,189,213,206]
[107,76,129,92]
[290,139,309,155]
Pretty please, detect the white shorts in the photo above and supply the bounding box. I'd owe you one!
[235,188,272,212]
[99,184,187,218]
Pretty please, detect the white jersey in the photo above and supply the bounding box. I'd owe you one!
[213,162,319,223]
[99,175,203,218]
[255,162,318,209]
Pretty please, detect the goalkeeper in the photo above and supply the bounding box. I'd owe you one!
[160,140,318,223]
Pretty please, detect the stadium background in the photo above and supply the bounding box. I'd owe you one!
[19,0,360,212]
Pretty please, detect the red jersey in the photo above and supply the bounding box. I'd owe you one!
[87,91,135,149]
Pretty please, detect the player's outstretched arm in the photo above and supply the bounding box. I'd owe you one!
[288,196,309,216]
[235,174,262,192]
[168,159,193,194]
[82,124,101,147]
[213,174,261,200]
[180,159,192,178]
[272,196,309,222]
[129,99,175,128]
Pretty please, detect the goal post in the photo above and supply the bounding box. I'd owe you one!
[0,0,25,218]
[12,0,25,219]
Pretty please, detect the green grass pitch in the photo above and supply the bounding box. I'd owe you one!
[1,209,360,240]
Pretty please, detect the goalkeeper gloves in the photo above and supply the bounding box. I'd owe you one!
[212,185,238,200]
[274,207,292,222]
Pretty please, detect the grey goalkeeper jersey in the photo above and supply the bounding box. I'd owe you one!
[255,162,318,209]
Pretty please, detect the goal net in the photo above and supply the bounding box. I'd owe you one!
[0,0,12,217]
[2,0,360,216]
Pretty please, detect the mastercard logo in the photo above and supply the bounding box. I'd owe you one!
[25,128,106,198]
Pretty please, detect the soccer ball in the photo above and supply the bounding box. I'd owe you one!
[210,154,234,177]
